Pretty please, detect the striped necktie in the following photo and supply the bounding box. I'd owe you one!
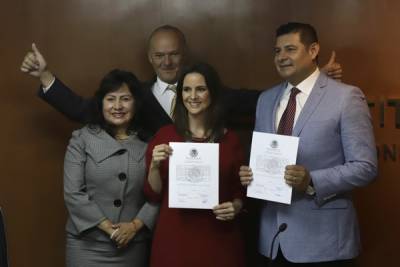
[167,84,177,118]
[277,87,300,135]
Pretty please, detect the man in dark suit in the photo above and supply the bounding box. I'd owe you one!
[20,25,342,139]
[21,25,189,139]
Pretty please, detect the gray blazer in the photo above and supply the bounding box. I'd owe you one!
[64,126,158,242]
[256,73,377,262]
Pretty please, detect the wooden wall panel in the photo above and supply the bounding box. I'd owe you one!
[1,0,398,266]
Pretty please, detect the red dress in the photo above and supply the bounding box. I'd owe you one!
[144,125,246,267]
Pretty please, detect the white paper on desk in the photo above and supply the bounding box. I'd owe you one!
[168,142,219,209]
[247,131,299,204]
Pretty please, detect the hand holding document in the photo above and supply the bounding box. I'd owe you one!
[168,142,219,209]
[247,132,299,204]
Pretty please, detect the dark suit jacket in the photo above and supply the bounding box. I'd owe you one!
[38,77,260,139]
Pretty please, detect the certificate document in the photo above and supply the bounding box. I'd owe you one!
[247,131,299,204]
[168,142,219,209]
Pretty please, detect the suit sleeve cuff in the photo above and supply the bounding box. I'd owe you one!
[42,76,56,93]
[135,202,160,230]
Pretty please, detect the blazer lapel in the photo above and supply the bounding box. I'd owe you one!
[292,73,328,136]
[142,83,173,123]
[88,129,126,163]
[88,129,146,163]
[272,83,288,134]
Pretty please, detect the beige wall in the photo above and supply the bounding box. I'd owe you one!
[1,0,398,266]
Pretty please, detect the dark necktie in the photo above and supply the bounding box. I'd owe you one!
[277,87,301,135]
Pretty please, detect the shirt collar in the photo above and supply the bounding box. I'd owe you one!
[155,77,177,94]
[285,68,320,96]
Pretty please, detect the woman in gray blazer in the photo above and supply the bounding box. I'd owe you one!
[63,69,158,267]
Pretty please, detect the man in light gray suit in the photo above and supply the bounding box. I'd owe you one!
[240,22,377,266]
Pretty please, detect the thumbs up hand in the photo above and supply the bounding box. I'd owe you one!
[21,43,48,77]
[20,43,54,87]
[321,51,343,81]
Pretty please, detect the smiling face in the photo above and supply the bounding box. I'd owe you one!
[274,32,319,85]
[182,72,211,118]
[102,84,134,132]
[148,30,185,84]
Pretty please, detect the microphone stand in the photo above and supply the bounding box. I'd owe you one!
[269,223,287,266]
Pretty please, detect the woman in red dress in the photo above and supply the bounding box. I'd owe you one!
[144,62,246,267]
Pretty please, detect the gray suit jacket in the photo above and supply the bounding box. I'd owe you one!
[64,126,159,242]
[256,73,377,262]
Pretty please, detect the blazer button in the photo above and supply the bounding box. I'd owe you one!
[114,199,122,207]
[118,172,127,181]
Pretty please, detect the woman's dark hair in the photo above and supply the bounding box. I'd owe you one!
[174,62,224,142]
[88,69,143,137]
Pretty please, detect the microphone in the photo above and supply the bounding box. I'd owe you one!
[269,223,287,264]
[278,223,287,232]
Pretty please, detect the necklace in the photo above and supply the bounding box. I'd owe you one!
[189,135,215,143]
[115,135,129,141]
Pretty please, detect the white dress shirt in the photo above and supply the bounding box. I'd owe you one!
[275,68,320,131]
[151,77,177,118]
